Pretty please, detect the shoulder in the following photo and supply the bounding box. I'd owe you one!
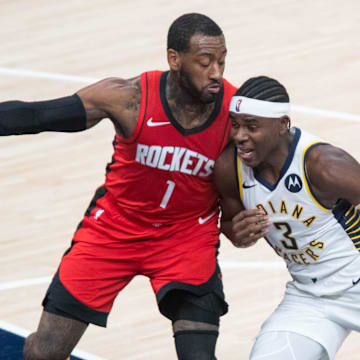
[306,143,355,177]
[306,142,359,192]
[77,76,141,108]
[76,76,143,136]
[305,139,360,206]
[92,76,141,102]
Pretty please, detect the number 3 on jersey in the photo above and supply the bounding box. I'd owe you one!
[274,222,299,250]
[160,180,175,209]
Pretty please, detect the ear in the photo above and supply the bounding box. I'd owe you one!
[279,115,290,134]
[167,49,182,71]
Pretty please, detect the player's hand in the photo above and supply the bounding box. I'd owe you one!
[230,208,271,248]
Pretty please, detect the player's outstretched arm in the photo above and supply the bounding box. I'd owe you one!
[0,94,87,136]
[214,144,270,247]
[0,76,141,137]
[306,144,360,207]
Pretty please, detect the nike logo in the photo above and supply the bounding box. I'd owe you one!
[147,117,171,127]
[94,209,104,220]
[198,212,217,225]
[243,182,256,189]
[352,277,360,286]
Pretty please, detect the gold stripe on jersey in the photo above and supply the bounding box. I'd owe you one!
[236,155,244,202]
[345,206,357,225]
[340,205,360,251]
[346,214,360,232]
[352,240,360,251]
[302,141,332,213]
[345,205,355,217]
[348,226,360,235]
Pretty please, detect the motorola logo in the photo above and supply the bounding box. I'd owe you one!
[285,174,303,193]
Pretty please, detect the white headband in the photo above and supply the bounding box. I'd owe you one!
[229,96,290,118]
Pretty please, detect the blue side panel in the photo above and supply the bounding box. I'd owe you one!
[333,199,360,251]
[0,327,84,360]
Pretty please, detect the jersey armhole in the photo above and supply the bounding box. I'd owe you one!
[117,72,149,144]
[303,141,332,212]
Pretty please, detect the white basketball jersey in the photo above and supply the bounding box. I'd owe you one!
[237,127,360,296]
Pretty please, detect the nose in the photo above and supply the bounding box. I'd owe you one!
[231,126,249,143]
[209,62,222,82]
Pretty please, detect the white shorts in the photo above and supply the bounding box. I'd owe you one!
[255,282,360,359]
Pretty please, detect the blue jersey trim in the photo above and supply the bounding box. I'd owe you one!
[254,127,301,191]
[333,200,360,251]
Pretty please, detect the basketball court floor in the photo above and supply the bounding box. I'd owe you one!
[0,1,359,358]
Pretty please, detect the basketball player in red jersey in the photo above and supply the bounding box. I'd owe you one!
[0,13,265,360]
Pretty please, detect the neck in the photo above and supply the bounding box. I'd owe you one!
[257,132,293,183]
[166,71,215,129]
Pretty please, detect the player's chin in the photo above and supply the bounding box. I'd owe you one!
[240,155,259,168]
[202,91,219,104]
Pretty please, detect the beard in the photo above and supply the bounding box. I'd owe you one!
[178,67,221,104]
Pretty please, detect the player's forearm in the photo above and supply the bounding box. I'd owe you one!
[220,220,234,241]
[221,219,258,248]
[221,209,271,248]
[0,94,87,136]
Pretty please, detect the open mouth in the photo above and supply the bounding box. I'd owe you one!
[237,147,255,161]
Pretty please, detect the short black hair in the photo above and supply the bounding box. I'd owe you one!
[235,76,290,102]
[167,13,223,52]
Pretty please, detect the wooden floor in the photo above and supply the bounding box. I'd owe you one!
[1,0,359,358]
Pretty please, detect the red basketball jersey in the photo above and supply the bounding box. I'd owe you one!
[104,71,236,225]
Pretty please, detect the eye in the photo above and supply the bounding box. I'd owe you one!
[200,63,210,68]
[248,124,258,131]
[199,60,210,68]
[231,120,240,129]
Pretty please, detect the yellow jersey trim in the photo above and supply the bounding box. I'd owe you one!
[302,141,332,213]
[345,205,354,217]
[346,215,360,232]
[236,155,243,202]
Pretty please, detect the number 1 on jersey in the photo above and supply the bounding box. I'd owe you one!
[160,180,175,209]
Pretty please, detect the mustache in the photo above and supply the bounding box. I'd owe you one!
[208,80,222,86]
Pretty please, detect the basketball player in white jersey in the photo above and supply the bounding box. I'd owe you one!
[214,76,360,360]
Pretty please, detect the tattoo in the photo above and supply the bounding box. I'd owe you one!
[167,90,214,129]
[110,84,141,138]
[125,96,140,112]
[171,100,214,129]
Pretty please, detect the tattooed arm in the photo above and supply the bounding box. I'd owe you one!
[77,76,142,137]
